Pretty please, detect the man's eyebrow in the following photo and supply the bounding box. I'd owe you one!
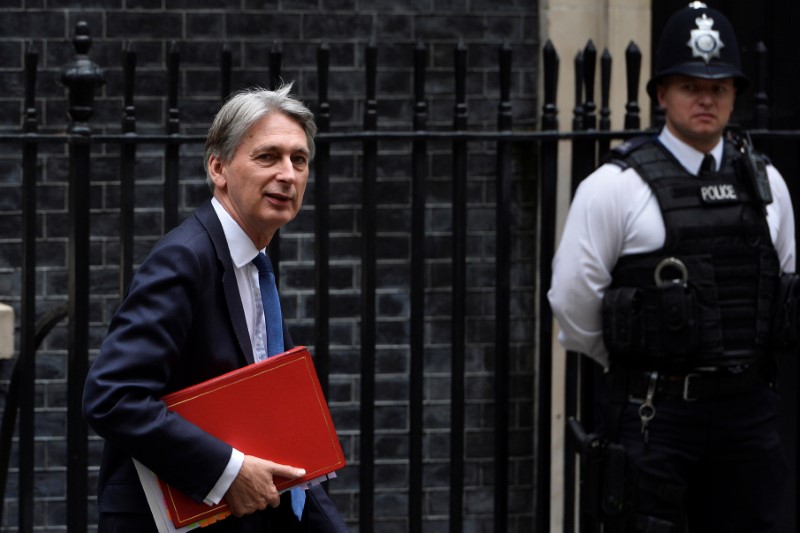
[251,143,310,156]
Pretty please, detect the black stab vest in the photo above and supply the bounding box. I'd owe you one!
[602,138,779,371]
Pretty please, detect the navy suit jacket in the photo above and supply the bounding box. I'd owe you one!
[83,200,348,532]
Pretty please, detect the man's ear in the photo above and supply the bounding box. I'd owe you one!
[207,155,226,189]
[656,83,667,109]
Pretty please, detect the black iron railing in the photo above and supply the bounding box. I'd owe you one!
[1,19,798,533]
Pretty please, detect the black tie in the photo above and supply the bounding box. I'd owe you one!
[699,153,716,177]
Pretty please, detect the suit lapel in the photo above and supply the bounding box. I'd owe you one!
[195,201,256,365]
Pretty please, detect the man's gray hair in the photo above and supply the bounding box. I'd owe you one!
[203,83,317,189]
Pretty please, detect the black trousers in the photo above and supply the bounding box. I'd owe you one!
[611,383,787,532]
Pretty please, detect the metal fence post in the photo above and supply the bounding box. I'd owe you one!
[268,41,284,282]
[409,40,428,533]
[494,40,513,533]
[537,39,559,533]
[12,41,39,533]
[119,42,137,297]
[449,38,469,533]
[60,20,105,533]
[360,40,378,532]
[164,42,180,232]
[624,42,642,131]
[315,43,332,400]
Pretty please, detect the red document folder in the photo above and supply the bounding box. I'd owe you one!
[151,346,345,529]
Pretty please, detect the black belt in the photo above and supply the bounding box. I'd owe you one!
[617,366,766,402]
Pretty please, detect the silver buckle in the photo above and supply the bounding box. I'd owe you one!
[683,373,701,401]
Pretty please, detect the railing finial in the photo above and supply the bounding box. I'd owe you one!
[60,21,105,132]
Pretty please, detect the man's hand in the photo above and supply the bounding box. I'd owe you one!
[223,455,305,517]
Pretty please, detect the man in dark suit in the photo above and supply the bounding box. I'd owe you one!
[83,84,349,532]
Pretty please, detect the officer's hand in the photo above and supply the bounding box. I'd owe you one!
[223,455,305,517]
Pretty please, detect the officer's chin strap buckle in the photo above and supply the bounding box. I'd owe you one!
[682,373,701,402]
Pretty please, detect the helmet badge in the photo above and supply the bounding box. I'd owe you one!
[687,14,725,63]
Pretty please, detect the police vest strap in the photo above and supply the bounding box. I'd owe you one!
[602,135,657,169]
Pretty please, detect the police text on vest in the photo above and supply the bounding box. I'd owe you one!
[700,184,737,203]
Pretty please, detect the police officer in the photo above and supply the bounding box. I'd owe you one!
[549,2,796,531]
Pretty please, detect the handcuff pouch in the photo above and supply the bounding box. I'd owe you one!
[603,283,700,360]
[602,287,644,356]
[654,282,699,356]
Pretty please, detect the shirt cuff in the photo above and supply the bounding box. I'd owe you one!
[203,448,245,506]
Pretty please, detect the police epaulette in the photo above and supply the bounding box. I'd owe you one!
[602,135,656,169]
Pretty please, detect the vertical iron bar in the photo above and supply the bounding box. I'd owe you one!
[582,40,597,131]
[582,40,598,169]
[580,37,604,516]
[649,35,664,128]
[578,360,602,533]
[563,50,584,533]
[573,46,597,188]
[0,366,20,530]
[164,42,180,232]
[360,40,378,532]
[17,42,39,533]
[624,42,642,131]
[61,21,105,533]
[67,120,91,533]
[67,127,91,533]
[220,43,232,104]
[409,41,428,533]
[572,50,585,133]
[494,41,513,533]
[120,42,137,298]
[269,41,282,90]
[570,51,585,198]
[598,49,612,156]
[537,39,559,533]
[565,51,584,533]
[576,39,601,518]
[754,42,769,130]
[568,43,594,533]
[315,43,331,398]
[268,42,283,282]
[563,351,579,533]
[450,39,468,533]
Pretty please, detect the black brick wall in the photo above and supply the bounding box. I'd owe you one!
[0,2,539,532]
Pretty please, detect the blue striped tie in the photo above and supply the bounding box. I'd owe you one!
[251,252,306,521]
[252,252,284,357]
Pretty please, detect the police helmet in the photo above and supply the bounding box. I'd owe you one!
[647,2,748,98]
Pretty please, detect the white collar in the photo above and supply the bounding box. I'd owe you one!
[211,197,262,268]
[658,126,724,175]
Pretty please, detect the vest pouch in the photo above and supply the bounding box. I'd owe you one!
[653,282,699,357]
[772,272,800,349]
[602,287,645,355]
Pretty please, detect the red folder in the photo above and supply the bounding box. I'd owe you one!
[154,346,345,529]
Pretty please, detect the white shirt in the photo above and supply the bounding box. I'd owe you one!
[547,128,797,367]
[203,198,273,505]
